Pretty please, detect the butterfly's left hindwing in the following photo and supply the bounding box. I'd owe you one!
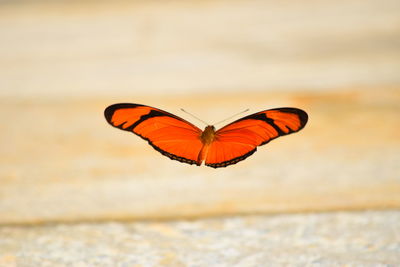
[105,103,204,165]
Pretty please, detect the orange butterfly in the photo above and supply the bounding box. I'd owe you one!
[104,103,308,168]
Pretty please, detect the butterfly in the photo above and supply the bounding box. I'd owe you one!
[104,103,308,168]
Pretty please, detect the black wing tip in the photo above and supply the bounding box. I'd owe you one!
[104,105,115,123]
[104,103,144,123]
[273,107,308,129]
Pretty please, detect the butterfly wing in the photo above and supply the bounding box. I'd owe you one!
[104,103,204,165]
[205,108,308,168]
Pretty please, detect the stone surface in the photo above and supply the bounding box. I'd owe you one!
[0,211,399,266]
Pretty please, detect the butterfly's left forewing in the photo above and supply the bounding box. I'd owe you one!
[105,103,204,165]
[205,108,308,168]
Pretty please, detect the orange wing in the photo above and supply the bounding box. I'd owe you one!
[205,108,308,168]
[104,103,204,165]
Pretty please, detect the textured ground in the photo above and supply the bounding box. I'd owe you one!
[1,211,400,266]
[0,0,399,266]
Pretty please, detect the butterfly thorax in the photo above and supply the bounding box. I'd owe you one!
[200,125,216,145]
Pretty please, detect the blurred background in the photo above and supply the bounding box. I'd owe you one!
[0,0,399,264]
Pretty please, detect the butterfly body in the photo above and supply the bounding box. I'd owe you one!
[200,125,216,145]
[105,103,308,168]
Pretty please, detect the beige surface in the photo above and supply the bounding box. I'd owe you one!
[1,1,400,265]
[1,89,399,224]
[1,0,399,99]
[0,0,400,225]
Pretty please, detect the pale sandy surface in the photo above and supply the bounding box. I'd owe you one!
[0,0,399,98]
[1,89,399,224]
[1,0,400,265]
[1,211,399,266]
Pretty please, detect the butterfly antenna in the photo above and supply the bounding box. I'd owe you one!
[180,108,209,126]
[214,108,250,126]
